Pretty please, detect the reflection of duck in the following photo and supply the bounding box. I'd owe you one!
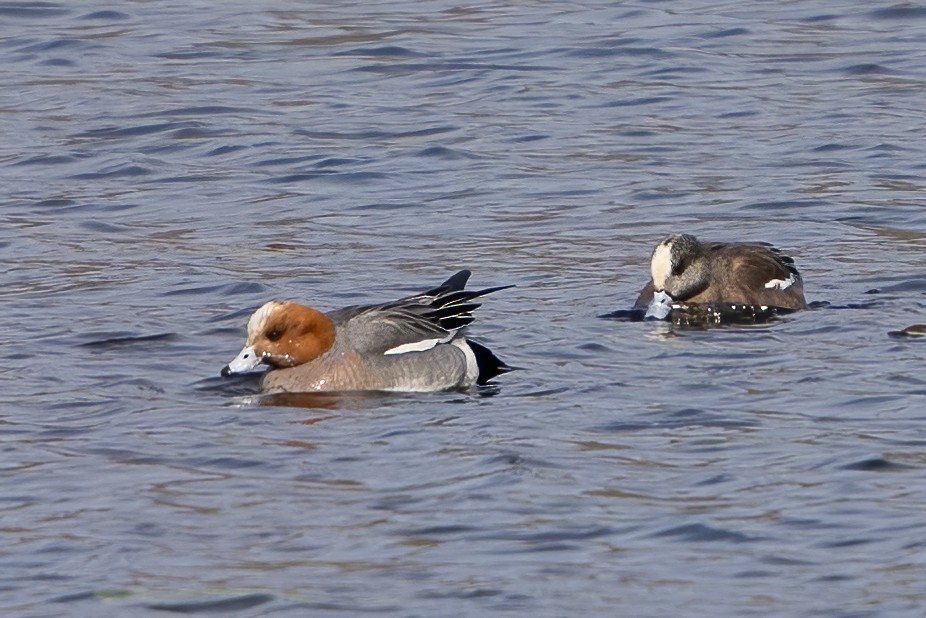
[221,270,511,393]
[634,234,807,322]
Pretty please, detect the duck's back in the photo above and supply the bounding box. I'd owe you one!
[697,243,806,310]
[633,241,807,316]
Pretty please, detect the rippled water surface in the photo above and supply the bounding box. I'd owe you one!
[3,1,926,615]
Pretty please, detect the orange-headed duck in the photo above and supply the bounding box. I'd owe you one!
[221,270,511,393]
[634,234,807,322]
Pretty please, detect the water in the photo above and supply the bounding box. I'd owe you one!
[2,1,925,615]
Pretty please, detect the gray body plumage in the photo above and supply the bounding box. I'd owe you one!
[260,333,473,393]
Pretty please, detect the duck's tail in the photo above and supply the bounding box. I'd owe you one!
[467,339,514,385]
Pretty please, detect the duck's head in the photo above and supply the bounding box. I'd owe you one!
[221,301,336,376]
[650,233,711,302]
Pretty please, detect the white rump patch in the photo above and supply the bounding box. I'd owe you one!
[454,338,480,386]
[764,274,796,290]
[650,241,674,290]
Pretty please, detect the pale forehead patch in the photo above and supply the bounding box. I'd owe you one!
[650,239,674,290]
[247,301,283,341]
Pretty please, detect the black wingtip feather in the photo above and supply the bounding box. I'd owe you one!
[470,284,516,298]
[422,279,515,331]
[427,302,483,319]
[428,270,471,295]
[437,315,475,331]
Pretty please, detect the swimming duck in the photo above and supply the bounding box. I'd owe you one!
[889,324,926,338]
[634,234,806,322]
[221,270,511,393]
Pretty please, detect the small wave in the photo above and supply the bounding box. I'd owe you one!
[652,523,758,543]
[146,593,274,614]
[869,5,926,20]
[841,457,914,472]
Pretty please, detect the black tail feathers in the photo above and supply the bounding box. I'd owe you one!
[467,339,513,385]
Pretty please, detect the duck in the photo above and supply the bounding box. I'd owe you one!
[634,234,806,322]
[221,270,511,393]
[889,324,926,338]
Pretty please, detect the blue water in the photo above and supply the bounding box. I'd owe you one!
[2,1,925,616]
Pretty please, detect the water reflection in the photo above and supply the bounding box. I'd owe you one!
[242,390,386,410]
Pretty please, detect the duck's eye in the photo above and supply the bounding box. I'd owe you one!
[266,328,284,342]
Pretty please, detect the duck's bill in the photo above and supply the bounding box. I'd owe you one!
[221,345,264,376]
[644,290,674,320]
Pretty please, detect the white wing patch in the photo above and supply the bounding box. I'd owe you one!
[384,333,455,356]
[764,274,796,290]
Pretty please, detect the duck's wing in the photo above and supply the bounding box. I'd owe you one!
[712,243,805,309]
[331,271,512,356]
[718,243,802,288]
